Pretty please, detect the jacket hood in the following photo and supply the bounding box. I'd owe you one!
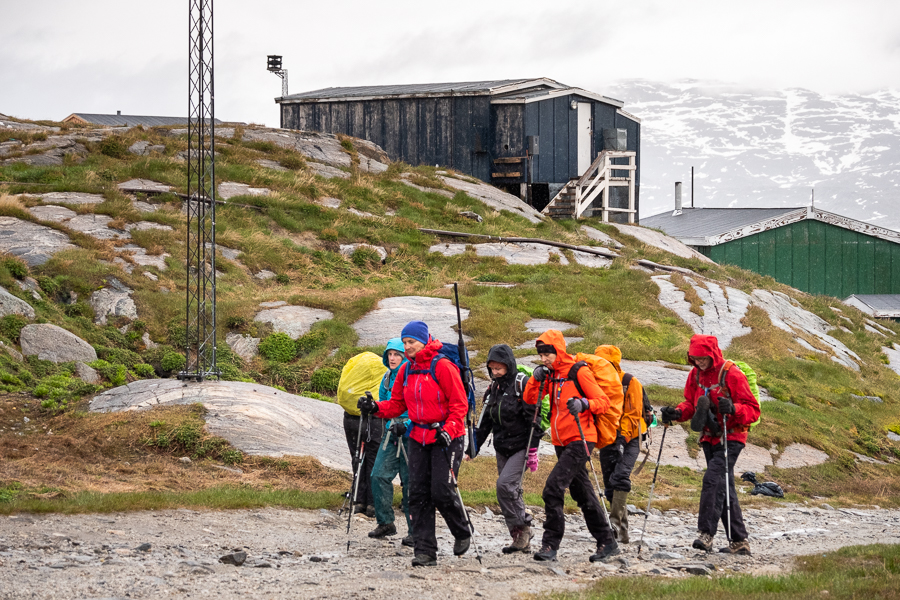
[536,330,575,371]
[486,344,517,384]
[411,337,442,365]
[687,334,725,370]
[383,337,407,370]
[594,345,623,375]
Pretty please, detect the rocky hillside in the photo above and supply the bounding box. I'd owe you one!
[0,111,899,502]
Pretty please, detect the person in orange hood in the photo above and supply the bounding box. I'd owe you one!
[522,330,619,562]
[660,334,760,556]
[594,344,648,543]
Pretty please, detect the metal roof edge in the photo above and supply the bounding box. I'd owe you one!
[277,78,559,104]
[811,208,900,245]
[491,87,625,107]
[616,108,641,123]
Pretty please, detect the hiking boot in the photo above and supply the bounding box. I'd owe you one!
[502,526,532,554]
[411,554,437,567]
[365,505,376,519]
[610,491,630,544]
[692,532,714,552]
[589,538,620,562]
[351,503,366,514]
[533,544,558,561]
[367,523,397,539]
[453,536,471,556]
[719,539,752,556]
[401,535,415,547]
[691,395,710,432]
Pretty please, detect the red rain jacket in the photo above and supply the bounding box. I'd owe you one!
[376,338,468,445]
[676,334,761,445]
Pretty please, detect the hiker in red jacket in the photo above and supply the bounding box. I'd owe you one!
[357,320,470,568]
[660,334,761,555]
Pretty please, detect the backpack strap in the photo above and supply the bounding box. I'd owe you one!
[567,361,588,398]
[618,373,635,439]
[513,372,529,397]
[718,361,734,399]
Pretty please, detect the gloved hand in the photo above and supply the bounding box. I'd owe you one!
[532,365,549,382]
[526,448,539,472]
[434,427,452,448]
[566,397,590,415]
[717,395,735,416]
[660,406,682,425]
[357,394,378,416]
[532,420,545,434]
[389,421,407,437]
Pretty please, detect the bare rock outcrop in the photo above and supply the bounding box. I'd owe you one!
[20,324,97,364]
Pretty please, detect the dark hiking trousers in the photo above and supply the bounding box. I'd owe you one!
[599,435,641,502]
[343,412,383,507]
[541,442,614,551]
[495,449,532,531]
[699,440,749,541]
[407,436,470,559]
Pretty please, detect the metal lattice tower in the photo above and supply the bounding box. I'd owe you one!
[181,0,218,380]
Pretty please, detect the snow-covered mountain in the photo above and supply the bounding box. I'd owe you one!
[605,80,900,231]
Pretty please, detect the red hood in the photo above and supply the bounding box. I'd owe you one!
[409,338,443,366]
[687,334,724,371]
[537,330,576,371]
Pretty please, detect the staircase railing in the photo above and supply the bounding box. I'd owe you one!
[541,150,636,221]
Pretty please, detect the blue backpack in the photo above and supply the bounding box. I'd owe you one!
[401,343,477,447]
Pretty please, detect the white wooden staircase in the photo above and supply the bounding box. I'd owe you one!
[542,150,636,221]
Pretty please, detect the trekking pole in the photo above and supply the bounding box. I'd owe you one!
[637,424,668,557]
[572,405,612,528]
[339,407,367,518]
[722,413,732,543]
[442,447,483,564]
[346,392,372,552]
[453,282,478,458]
[517,378,547,497]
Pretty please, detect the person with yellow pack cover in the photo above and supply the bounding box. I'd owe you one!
[594,345,651,543]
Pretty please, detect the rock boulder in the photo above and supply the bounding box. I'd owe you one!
[20,324,97,364]
[0,286,35,319]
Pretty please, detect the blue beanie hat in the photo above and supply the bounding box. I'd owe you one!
[401,321,430,345]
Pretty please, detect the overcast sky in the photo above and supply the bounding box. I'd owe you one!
[3,0,900,126]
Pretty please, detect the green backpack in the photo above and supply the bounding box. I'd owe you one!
[516,364,551,431]
[719,359,761,431]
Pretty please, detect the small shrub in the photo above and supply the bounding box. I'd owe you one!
[340,139,354,151]
[161,351,187,373]
[132,363,156,378]
[96,346,143,368]
[259,332,297,363]
[0,314,28,344]
[310,367,341,393]
[2,258,28,280]
[275,273,290,285]
[89,359,128,386]
[295,329,326,356]
[224,316,247,329]
[34,372,100,411]
[99,136,129,159]
[320,228,339,241]
[64,302,93,318]
[280,154,304,170]
[351,247,382,267]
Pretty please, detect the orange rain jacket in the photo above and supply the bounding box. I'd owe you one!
[594,344,645,445]
[523,330,610,447]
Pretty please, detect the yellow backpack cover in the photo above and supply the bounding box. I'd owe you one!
[337,352,388,415]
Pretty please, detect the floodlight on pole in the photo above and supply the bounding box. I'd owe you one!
[267,54,288,97]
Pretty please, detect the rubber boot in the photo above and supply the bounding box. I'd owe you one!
[610,491,630,543]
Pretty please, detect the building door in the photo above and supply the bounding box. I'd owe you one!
[577,103,592,174]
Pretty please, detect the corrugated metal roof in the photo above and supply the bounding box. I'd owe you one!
[280,79,558,101]
[845,295,900,312]
[641,207,799,239]
[65,113,224,127]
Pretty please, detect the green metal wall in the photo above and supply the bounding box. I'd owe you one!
[698,220,900,297]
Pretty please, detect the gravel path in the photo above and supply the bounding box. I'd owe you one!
[1,502,898,599]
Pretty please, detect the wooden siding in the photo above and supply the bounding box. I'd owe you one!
[701,219,900,297]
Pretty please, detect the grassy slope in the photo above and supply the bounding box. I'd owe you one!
[0,119,899,510]
[546,544,900,600]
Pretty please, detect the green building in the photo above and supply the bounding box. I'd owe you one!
[641,206,900,299]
